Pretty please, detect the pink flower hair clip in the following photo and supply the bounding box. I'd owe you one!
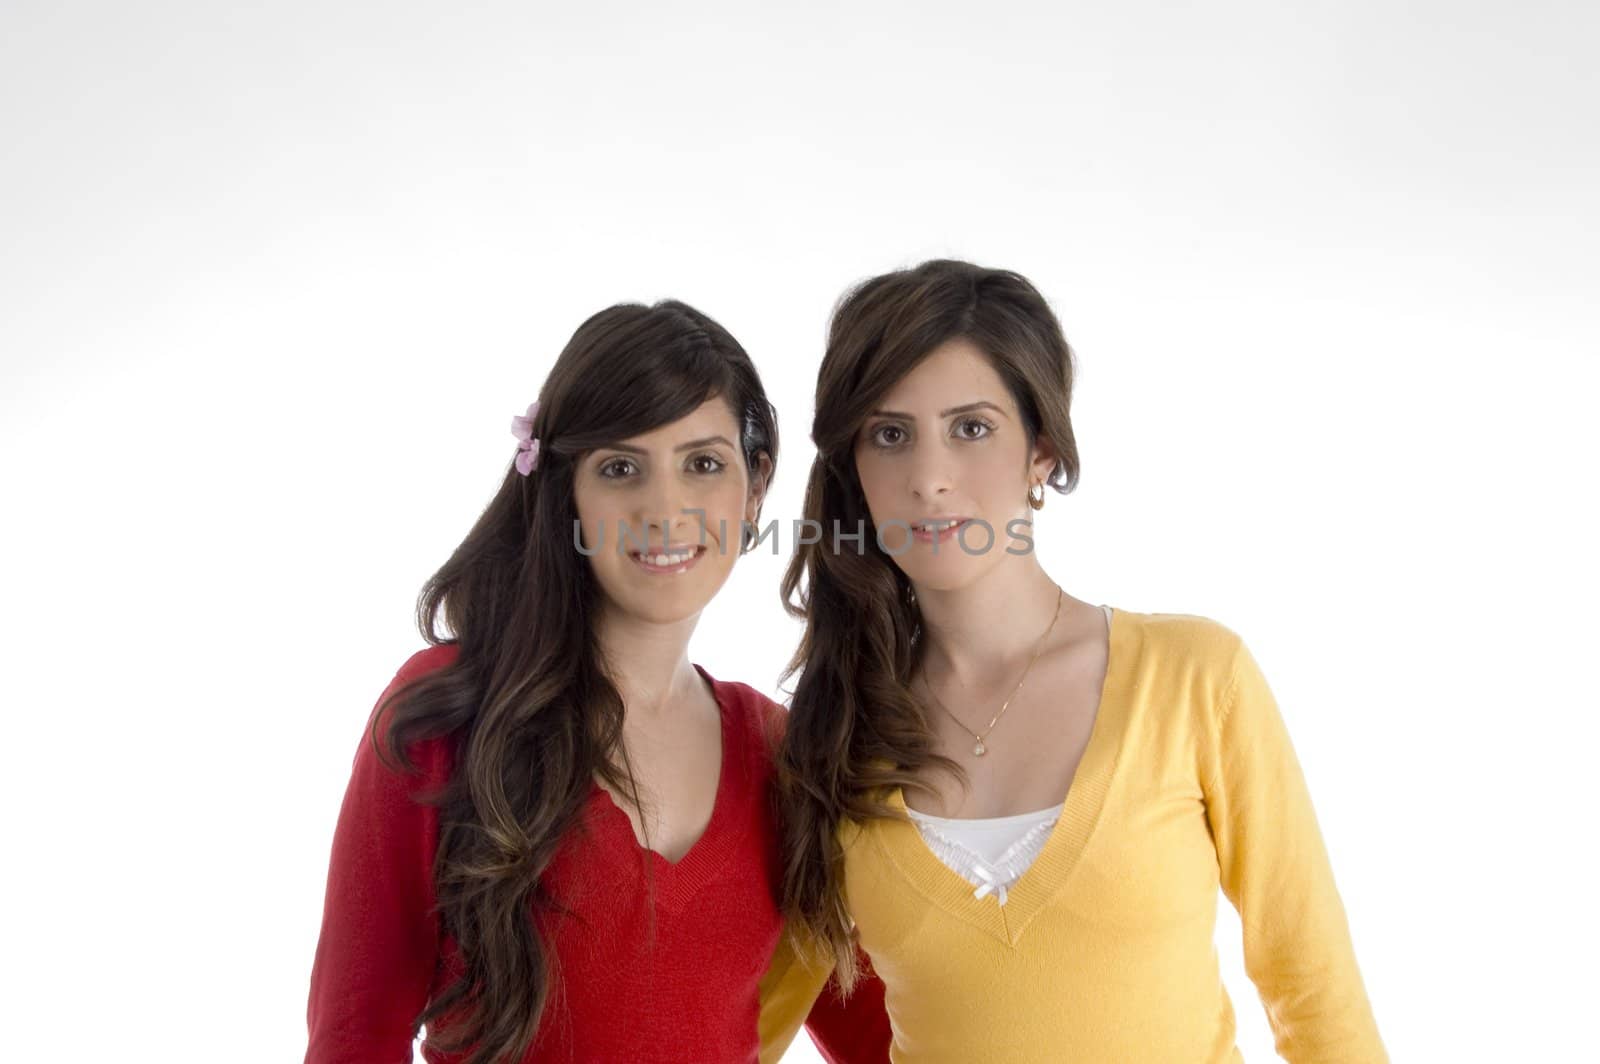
[510,400,542,475]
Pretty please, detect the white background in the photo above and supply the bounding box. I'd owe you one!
[3,2,1596,1061]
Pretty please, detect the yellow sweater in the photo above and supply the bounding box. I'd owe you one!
[761,609,1387,1063]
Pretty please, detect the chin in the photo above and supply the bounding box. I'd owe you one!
[642,604,708,626]
[894,555,993,594]
[605,563,729,625]
[610,593,710,627]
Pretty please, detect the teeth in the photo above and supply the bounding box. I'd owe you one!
[637,549,696,566]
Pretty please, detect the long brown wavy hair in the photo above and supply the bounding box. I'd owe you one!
[776,259,1082,988]
[371,300,778,1064]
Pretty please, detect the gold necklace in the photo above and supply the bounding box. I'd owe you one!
[919,587,1063,757]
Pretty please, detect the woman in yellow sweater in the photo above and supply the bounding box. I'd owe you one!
[760,259,1388,1062]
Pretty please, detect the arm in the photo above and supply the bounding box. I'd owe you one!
[1202,635,1387,1064]
[752,697,892,1063]
[305,665,450,1064]
[757,929,892,1064]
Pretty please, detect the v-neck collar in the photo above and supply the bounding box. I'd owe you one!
[871,606,1134,946]
[585,661,747,911]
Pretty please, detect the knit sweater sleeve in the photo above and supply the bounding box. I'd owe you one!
[757,932,892,1064]
[305,652,454,1064]
[1201,634,1388,1064]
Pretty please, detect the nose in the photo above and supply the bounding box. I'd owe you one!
[632,477,701,550]
[907,443,955,502]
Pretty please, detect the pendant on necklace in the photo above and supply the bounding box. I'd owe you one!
[973,739,987,757]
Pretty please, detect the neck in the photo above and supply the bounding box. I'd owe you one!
[913,556,1063,688]
[593,601,705,718]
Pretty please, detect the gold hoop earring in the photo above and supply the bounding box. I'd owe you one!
[1027,481,1045,510]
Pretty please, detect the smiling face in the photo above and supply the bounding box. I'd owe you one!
[853,337,1055,592]
[573,395,769,626]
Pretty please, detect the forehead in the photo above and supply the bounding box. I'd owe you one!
[876,337,1010,412]
[607,395,739,449]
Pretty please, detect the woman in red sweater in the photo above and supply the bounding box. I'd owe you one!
[304,300,889,1064]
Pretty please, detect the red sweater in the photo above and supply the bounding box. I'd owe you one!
[305,644,888,1064]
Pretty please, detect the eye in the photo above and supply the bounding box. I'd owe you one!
[953,417,995,441]
[869,423,909,448]
[598,457,639,479]
[688,453,727,475]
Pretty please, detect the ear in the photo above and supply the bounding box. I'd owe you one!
[745,450,774,521]
[1028,434,1058,486]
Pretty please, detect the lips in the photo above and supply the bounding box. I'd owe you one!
[908,517,971,544]
[628,545,707,573]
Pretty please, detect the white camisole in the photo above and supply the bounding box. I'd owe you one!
[905,603,1113,906]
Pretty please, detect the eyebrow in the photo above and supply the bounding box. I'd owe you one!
[598,435,737,456]
[866,401,1008,420]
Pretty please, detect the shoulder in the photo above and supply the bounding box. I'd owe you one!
[376,643,462,725]
[1128,608,1243,655]
[1119,610,1291,743]
[371,643,461,729]
[393,642,462,685]
[702,669,790,761]
[361,643,463,786]
[1123,608,1245,666]
[1117,608,1253,706]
